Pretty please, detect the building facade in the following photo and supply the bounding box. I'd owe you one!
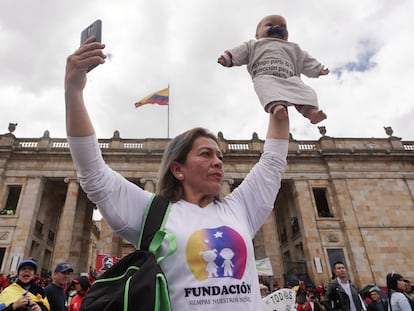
[1,128,413,288]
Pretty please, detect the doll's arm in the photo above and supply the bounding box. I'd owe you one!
[217,51,233,67]
[217,55,227,66]
[319,66,329,76]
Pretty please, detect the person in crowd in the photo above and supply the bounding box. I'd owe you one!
[260,283,269,298]
[315,282,326,300]
[44,263,73,311]
[303,292,325,311]
[404,279,414,302]
[87,266,96,285]
[6,275,17,286]
[367,286,388,311]
[33,274,41,287]
[273,280,281,292]
[39,277,50,289]
[322,261,365,311]
[296,294,305,311]
[64,36,289,310]
[296,280,308,304]
[67,276,90,311]
[218,14,329,124]
[65,280,77,308]
[0,259,50,311]
[386,272,413,311]
[0,273,9,293]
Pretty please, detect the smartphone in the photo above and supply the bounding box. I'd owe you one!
[80,19,102,72]
[23,289,32,307]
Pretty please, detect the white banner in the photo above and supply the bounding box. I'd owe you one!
[262,288,296,311]
[256,257,274,276]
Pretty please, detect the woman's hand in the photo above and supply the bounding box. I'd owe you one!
[65,37,106,93]
[64,37,104,137]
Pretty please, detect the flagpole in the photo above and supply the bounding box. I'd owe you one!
[167,84,170,138]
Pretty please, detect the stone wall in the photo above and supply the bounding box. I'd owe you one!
[1,131,413,288]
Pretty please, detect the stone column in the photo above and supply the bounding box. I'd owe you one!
[140,178,157,192]
[52,178,79,267]
[98,219,122,257]
[220,179,234,197]
[261,210,284,290]
[330,179,371,286]
[292,180,328,284]
[8,177,44,269]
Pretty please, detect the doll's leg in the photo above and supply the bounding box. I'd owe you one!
[300,105,327,124]
[268,101,288,120]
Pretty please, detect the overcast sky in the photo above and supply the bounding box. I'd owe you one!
[1,0,413,141]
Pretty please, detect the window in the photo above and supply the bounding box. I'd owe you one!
[35,221,43,237]
[280,226,287,243]
[42,250,52,276]
[0,248,5,269]
[283,251,291,266]
[48,230,55,243]
[295,242,305,261]
[291,216,300,234]
[313,188,333,217]
[1,185,22,215]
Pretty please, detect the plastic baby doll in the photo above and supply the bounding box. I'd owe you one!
[218,14,329,124]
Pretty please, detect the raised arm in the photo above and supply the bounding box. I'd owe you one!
[64,37,106,137]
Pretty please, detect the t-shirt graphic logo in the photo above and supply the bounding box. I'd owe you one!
[186,226,247,281]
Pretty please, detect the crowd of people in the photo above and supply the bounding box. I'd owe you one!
[0,260,91,311]
[260,261,414,311]
[2,258,413,310]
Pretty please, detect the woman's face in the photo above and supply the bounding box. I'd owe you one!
[397,278,406,291]
[174,136,224,203]
[74,283,83,293]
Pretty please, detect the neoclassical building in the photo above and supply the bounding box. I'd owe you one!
[1,127,413,289]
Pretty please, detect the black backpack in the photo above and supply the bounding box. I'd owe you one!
[80,195,175,311]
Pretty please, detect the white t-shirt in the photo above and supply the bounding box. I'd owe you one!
[390,291,411,311]
[68,135,288,310]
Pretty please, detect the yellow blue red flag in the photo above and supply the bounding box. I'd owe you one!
[135,87,169,108]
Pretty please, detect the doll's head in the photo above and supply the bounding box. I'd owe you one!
[255,15,288,41]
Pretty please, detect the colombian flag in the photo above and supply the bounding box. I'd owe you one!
[135,87,169,108]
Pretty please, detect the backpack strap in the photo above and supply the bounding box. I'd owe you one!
[138,195,171,251]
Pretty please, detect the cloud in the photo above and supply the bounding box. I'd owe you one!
[332,40,378,78]
[1,0,414,141]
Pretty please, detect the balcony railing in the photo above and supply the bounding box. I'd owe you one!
[2,132,413,155]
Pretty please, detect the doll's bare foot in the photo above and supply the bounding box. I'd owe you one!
[310,110,327,124]
[271,104,288,120]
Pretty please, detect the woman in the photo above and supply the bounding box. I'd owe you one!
[67,276,90,311]
[0,259,50,311]
[65,37,289,310]
[386,272,412,311]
